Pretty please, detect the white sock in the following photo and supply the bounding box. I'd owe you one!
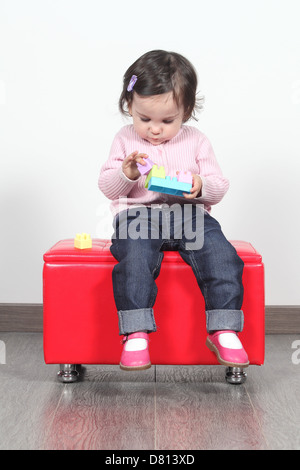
[125,338,147,351]
[218,332,243,349]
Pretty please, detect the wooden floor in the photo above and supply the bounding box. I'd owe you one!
[0,333,299,450]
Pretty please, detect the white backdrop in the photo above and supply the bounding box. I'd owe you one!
[0,0,299,304]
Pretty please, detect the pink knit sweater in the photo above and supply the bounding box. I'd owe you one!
[98,125,229,216]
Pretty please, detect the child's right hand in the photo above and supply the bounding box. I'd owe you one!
[122,151,149,180]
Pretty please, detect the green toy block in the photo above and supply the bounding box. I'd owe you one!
[145,165,166,188]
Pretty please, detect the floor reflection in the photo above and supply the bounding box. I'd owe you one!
[39,365,266,450]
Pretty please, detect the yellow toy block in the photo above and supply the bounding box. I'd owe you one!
[74,233,92,249]
[145,165,166,188]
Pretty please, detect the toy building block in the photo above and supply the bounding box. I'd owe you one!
[74,233,92,249]
[145,165,166,188]
[177,171,193,185]
[136,157,154,175]
[147,175,192,197]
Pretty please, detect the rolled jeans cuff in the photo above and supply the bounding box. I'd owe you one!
[118,308,157,335]
[206,309,244,333]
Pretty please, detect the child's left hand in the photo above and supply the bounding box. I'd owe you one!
[183,174,202,199]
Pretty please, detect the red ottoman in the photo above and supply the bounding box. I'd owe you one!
[43,239,264,384]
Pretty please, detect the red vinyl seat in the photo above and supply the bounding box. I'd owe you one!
[43,239,265,375]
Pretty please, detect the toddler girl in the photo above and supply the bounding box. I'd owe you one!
[99,50,249,370]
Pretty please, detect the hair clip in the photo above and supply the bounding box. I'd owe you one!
[127,75,138,92]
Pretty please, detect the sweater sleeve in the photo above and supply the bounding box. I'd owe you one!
[195,134,229,206]
[98,130,140,200]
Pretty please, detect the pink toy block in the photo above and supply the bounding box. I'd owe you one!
[177,171,193,185]
[137,158,154,175]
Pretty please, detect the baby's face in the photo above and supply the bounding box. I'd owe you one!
[129,92,184,145]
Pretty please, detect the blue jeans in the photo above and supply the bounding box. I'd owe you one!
[110,205,244,335]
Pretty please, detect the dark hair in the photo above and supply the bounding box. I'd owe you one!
[119,50,203,122]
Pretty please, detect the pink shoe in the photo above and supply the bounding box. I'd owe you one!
[206,330,249,367]
[120,332,151,371]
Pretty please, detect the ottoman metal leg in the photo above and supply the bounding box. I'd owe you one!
[225,366,247,384]
[57,364,80,383]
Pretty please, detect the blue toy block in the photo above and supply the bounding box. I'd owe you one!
[147,175,192,197]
